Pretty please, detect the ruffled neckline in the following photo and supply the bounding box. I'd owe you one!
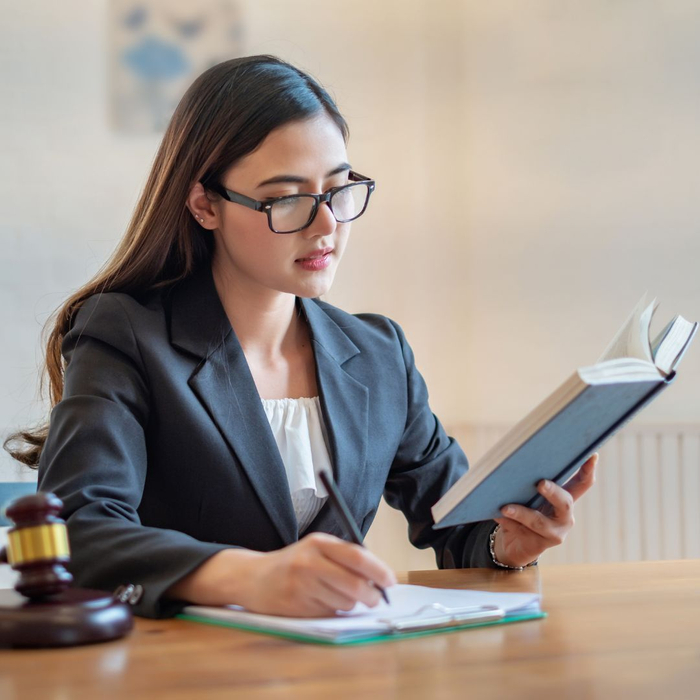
[260,396,331,499]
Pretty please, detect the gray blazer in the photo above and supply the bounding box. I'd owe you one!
[38,266,497,618]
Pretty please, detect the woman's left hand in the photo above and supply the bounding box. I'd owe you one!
[492,453,599,568]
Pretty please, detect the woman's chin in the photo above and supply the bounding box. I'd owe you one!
[295,282,333,299]
[291,270,336,298]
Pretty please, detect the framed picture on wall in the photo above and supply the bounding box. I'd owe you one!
[109,0,245,133]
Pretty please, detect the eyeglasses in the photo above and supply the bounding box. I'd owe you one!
[205,170,376,234]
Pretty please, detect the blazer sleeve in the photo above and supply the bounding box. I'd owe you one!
[382,320,498,569]
[38,294,231,618]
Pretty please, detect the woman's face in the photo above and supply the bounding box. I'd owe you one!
[208,112,352,300]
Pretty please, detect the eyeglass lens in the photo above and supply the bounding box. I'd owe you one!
[270,182,370,233]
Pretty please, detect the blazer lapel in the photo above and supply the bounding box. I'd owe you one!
[169,268,298,546]
[167,268,371,545]
[300,298,370,538]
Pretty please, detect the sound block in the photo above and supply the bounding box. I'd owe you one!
[0,587,133,648]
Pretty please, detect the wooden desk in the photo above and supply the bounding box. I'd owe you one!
[0,560,698,699]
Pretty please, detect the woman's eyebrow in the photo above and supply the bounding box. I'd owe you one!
[256,162,351,188]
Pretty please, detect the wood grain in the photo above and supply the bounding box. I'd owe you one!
[0,560,698,699]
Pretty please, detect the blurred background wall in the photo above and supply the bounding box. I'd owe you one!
[1,1,699,569]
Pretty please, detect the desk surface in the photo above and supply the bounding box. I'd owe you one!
[0,560,698,699]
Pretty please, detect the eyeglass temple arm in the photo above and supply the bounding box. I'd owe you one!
[207,183,265,212]
[349,170,372,183]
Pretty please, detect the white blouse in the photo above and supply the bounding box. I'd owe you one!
[260,396,331,533]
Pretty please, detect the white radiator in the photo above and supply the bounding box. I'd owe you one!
[364,423,700,570]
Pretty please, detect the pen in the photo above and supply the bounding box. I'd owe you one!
[319,470,390,605]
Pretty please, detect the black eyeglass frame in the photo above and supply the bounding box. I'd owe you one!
[204,170,376,234]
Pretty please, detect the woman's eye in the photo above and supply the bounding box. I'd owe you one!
[333,187,352,200]
[272,197,302,210]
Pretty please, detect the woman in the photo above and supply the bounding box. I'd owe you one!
[6,55,596,619]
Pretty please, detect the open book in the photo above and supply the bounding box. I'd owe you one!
[432,296,698,528]
[180,584,543,645]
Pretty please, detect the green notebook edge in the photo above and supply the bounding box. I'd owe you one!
[177,610,547,646]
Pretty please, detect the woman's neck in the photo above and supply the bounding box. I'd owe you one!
[211,261,302,362]
[210,259,318,400]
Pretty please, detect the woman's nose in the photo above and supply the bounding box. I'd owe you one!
[303,200,337,238]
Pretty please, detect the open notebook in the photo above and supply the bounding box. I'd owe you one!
[180,584,543,645]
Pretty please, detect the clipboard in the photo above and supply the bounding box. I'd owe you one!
[178,584,545,645]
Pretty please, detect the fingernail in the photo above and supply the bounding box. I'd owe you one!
[502,506,515,516]
[542,480,552,492]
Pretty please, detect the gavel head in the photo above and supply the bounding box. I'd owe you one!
[2,492,73,599]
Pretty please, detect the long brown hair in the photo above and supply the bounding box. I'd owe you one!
[5,55,348,468]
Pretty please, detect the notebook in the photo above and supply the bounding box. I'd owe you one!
[179,583,544,645]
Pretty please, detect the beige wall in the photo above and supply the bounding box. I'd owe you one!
[456,2,700,426]
[2,2,699,567]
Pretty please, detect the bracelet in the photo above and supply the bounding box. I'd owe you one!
[489,525,539,570]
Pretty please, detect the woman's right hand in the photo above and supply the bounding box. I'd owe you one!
[168,532,396,617]
[242,533,396,616]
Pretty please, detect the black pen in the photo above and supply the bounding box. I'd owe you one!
[319,470,390,605]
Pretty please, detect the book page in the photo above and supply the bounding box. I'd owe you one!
[652,316,698,375]
[651,316,677,359]
[596,294,656,363]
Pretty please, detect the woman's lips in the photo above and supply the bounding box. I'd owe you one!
[295,248,333,271]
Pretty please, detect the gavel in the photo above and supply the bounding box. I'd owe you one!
[0,491,133,648]
[0,492,73,597]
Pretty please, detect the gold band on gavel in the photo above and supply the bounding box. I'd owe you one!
[6,523,70,566]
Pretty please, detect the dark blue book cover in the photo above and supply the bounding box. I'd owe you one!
[432,374,673,528]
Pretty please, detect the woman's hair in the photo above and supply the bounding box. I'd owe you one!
[5,55,348,468]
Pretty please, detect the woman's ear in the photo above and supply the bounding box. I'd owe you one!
[186,182,218,229]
